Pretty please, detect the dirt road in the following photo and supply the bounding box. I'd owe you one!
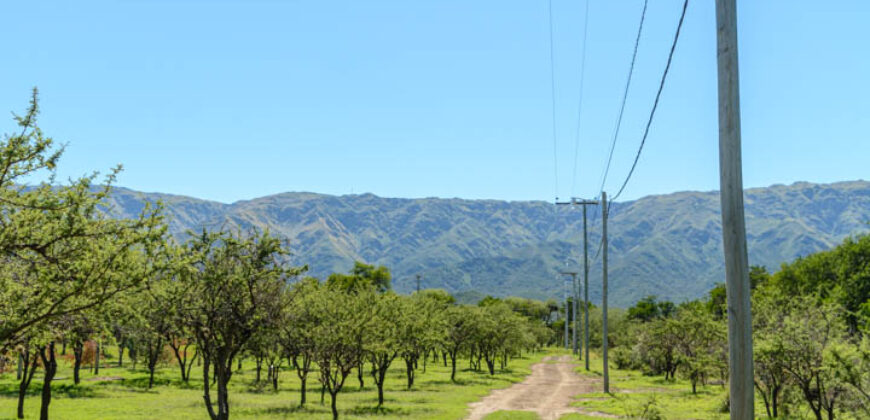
[464,355,614,420]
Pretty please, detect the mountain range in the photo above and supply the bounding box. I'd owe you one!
[103,180,870,307]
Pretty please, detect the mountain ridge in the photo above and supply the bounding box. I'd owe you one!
[102,180,870,306]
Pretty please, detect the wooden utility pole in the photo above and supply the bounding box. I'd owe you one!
[555,198,598,365]
[715,0,753,418]
[563,275,570,349]
[583,204,590,370]
[601,191,609,393]
[561,272,579,355]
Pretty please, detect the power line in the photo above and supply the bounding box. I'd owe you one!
[612,0,690,201]
[597,0,649,196]
[570,0,591,197]
[548,0,559,201]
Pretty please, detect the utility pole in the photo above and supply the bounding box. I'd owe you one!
[716,0,753,418]
[601,190,609,393]
[563,275,570,349]
[561,272,579,355]
[416,274,422,293]
[555,197,598,366]
[583,204,590,370]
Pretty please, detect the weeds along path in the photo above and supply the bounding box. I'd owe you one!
[465,355,615,420]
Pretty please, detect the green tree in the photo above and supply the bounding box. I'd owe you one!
[179,229,300,420]
[326,261,391,293]
[279,277,320,406]
[673,302,726,394]
[310,288,375,420]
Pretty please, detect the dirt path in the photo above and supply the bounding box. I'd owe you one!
[465,355,616,420]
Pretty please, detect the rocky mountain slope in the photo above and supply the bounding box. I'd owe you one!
[103,181,870,306]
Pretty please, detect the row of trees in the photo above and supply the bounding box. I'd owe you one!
[612,236,870,420]
[0,92,555,420]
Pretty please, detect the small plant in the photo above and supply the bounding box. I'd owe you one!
[622,394,665,420]
[718,393,730,413]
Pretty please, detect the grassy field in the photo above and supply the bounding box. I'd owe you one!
[0,348,555,420]
[567,351,748,420]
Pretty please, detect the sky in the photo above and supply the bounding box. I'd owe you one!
[0,1,868,204]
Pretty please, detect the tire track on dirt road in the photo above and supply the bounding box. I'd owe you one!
[465,355,616,420]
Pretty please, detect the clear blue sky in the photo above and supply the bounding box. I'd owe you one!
[1,1,867,203]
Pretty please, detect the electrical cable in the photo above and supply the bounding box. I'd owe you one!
[612,0,690,201]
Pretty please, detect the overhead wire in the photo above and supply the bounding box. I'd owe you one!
[548,0,559,201]
[589,0,691,264]
[596,0,649,197]
[611,0,690,201]
[569,0,591,198]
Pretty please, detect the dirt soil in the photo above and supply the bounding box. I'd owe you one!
[465,355,616,420]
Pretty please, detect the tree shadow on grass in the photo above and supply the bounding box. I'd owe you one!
[426,377,488,387]
[348,404,414,417]
[0,382,98,399]
[255,404,327,416]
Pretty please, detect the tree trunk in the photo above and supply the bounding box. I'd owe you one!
[186,350,197,382]
[271,365,279,391]
[94,341,100,375]
[330,391,339,420]
[73,342,83,385]
[357,363,364,389]
[202,357,218,420]
[17,350,39,419]
[450,351,458,383]
[405,358,415,389]
[772,388,779,418]
[147,339,162,389]
[170,341,192,382]
[294,354,310,407]
[39,342,57,420]
[299,375,307,406]
[118,344,124,368]
[255,359,262,383]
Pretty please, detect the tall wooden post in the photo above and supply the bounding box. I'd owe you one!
[573,273,579,356]
[564,276,570,349]
[716,0,753,418]
[601,191,609,393]
[554,198,598,365]
[583,205,590,370]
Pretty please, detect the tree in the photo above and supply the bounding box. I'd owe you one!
[752,291,791,418]
[777,298,850,420]
[179,229,301,420]
[444,306,475,382]
[396,294,446,388]
[830,334,870,417]
[278,278,320,406]
[0,91,165,353]
[12,333,43,419]
[366,293,401,407]
[61,312,100,385]
[326,262,391,293]
[311,288,375,420]
[627,296,675,322]
[673,302,726,394]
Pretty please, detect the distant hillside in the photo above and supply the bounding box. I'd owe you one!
[102,181,870,307]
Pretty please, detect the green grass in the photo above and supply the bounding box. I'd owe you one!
[481,410,540,420]
[0,348,557,420]
[569,351,731,420]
